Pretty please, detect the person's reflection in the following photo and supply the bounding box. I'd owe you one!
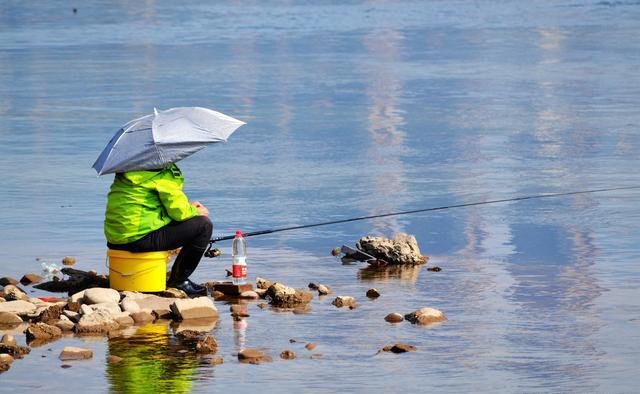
[107,324,198,394]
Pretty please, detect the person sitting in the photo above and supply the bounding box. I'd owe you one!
[104,163,212,296]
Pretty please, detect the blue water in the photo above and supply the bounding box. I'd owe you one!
[1,1,639,392]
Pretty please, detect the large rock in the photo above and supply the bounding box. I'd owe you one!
[404,307,447,325]
[0,300,36,316]
[75,310,119,334]
[83,288,120,305]
[0,312,23,325]
[120,298,140,313]
[59,346,93,361]
[265,283,313,308]
[26,323,62,341]
[130,311,154,325]
[170,297,218,320]
[122,293,179,313]
[357,233,427,265]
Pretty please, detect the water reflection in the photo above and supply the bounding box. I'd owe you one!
[358,263,424,283]
[107,324,198,394]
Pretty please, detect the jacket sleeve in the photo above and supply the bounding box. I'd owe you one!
[154,177,199,221]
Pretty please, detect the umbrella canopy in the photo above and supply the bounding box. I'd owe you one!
[93,107,245,175]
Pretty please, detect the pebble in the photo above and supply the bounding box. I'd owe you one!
[331,247,341,256]
[366,288,381,298]
[238,348,272,364]
[427,266,442,272]
[59,346,93,361]
[239,290,259,299]
[62,256,76,266]
[384,313,404,323]
[280,350,295,359]
[305,342,316,351]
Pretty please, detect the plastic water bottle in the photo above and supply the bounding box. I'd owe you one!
[232,230,247,285]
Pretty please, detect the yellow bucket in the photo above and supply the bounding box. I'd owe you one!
[107,249,169,292]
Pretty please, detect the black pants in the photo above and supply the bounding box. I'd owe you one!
[108,216,213,284]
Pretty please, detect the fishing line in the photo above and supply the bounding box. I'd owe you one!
[206,185,640,251]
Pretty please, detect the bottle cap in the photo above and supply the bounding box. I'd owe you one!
[236,230,243,237]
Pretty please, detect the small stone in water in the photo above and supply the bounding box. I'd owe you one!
[305,342,316,351]
[308,283,319,290]
[366,288,381,298]
[59,346,93,361]
[382,344,416,353]
[331,247,341,256]
[384,313,404,323]
[427,266,442,272]
[108,355,123,363]
[280,350,295,359]
[317,285,331,295]
[209,356,224,365]
[62,256,76,266]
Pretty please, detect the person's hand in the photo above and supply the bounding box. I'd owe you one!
[190,201,209,217]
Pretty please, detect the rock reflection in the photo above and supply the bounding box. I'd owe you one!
[107,323,199,394]
[357,264,424,283]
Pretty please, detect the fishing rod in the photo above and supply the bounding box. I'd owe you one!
[203,185,640,257]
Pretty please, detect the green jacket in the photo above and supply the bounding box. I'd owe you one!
[104,164,199,244]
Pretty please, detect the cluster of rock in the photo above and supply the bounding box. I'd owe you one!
[0,284,217,373]
[356,233,428,265]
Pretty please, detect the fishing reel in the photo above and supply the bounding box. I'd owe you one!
[204,243,221,258]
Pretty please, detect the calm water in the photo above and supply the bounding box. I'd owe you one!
[1,1,640,392]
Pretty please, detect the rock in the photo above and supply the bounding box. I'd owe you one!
[357,233,427,265]
[308,283,319,290]
[265,283,313,308]
[90,303,122,316]
[239,290,259,299]
[331,247,341,256]
[63,310,80,322]
[124,294,179,313]
[292,305,312,314]
[0,300,36,315]
[404,307,447,325]
[196,336,217,354]
[170,297,218,320]
[83,288,120,305]
[26,323,62,341]
[0,277,18,287]
[108,355,123,363]
[384,313,404,323]
[257,303,267,309]
[382,343,416,353]
[331,296,357,308]
[310,353,323,359]
[305,342,316,351]
[59,346,93,361]
[159,288,188,299]
[35,268,108,293]
[53,319,75,331]
[2,285,28,301]
[66,301,81,312]
[120,298,140,314]
[75,310,119,334]
[211,291,225,299]
[427,266,442,272]
[175,329,202,341]
[256,277,273,290]
[209,356,223,365]
[0,353,13,372]
[113,314,135,328]
[62,256,76,266]
[69,290,86,304]
[0,312,22,325]
[317,285,331,295]
[38,304,64,323]
[0,335,16,346]
[152,309,173,319]
[130,311,155,325]
[238,348,272,364]
[80,304,94,316]
[254,288,267,298]
[20,274,43,286]
[366,288,381,298]
[280,350,295,359]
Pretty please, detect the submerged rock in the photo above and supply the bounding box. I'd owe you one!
[384,313,404,323]
[209,356,223,365]
[59,346,93,361]
[265,283,313,308]
[382,344,416,353]
[404,307,447,325]
[331,296,357,308]
[357,233,427,265]
[238,348,272,364]
[280,350,295,359]
[366,288,381,298]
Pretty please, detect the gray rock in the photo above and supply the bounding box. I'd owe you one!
[331,296,357,308]
[53,319,75,331]
[80,304,94,316]
[0,300,36,316]
[75,310,119,334]
[83,288,120,305]
[357,233,427,265]
[170,297,218,320]
[63,310,80,322]
[69,290,86,304]
[404,307,447,325]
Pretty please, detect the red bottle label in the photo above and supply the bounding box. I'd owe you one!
[232,264,247,278]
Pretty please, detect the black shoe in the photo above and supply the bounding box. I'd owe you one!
[168,279,207,297]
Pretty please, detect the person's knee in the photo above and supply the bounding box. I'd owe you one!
[193,215,213,238]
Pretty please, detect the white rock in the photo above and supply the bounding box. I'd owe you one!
[69,290,86,304]
[404,307,447,325]
[120,298,140,314]
[83,288,120,305]
[90,303,121,315]
[0,300,37,316]
[239,291,259,299]
[80,304,94,316]
[59,346,93,361]
[170,297,218,320]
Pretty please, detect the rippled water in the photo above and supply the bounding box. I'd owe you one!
[1,1,639,392]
